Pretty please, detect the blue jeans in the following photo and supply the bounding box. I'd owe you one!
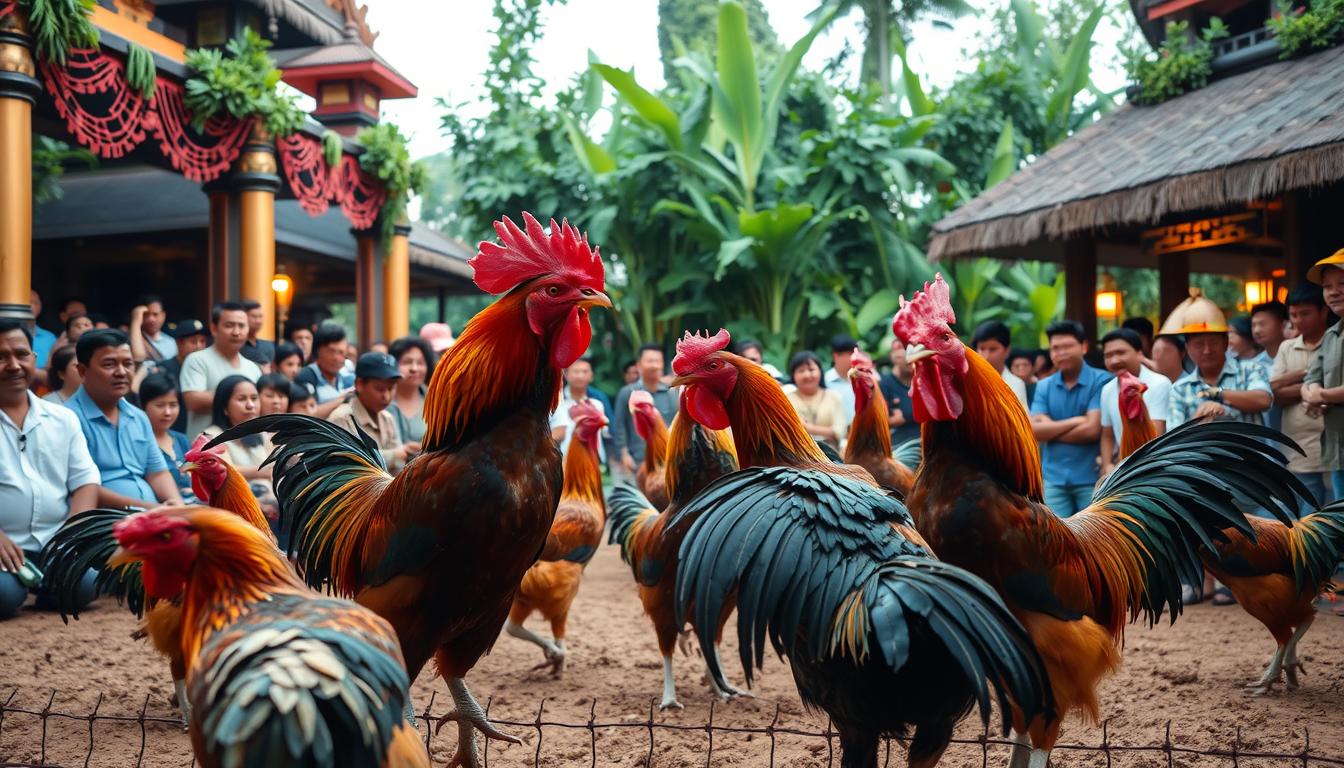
[1333,471,1344,503]
[1044,483,1094,517]
[1295,472,1331,509]
[0,551,97,620]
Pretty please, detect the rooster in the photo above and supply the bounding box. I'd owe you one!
[844,349,916,496]
[607,389,740,709]
[629,389,671,509]
[890,275,1310,767]
[208,213,611,768]
[41,437,276,728]
[668,329,1054,768]
[1114,371,1344,694]
[503,400,608,675]
[92,506,426,767]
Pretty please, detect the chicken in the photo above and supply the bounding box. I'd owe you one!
[91,506,425,768]
[890,275,1311,767]
[843,349,916,496]
[1114,371,1344,694]
[207,213,611,768]
[629,389,671,509]
[503,400,608,675]
[41,438,276,728]
[667,329,1054,768]
[607,390,740,709]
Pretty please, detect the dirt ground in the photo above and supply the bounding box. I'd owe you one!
[2,543,1342,767]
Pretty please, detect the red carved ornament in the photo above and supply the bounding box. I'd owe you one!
[278,134,386,230]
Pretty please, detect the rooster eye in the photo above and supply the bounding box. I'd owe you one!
[159,531,173,541]
[546,285,560,296]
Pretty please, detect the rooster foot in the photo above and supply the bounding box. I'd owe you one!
[528,641,566,678]
[713,681,753,702]
[677,630,695,657]
[174,680,191,732]
[1246,678,1280,696]
[659,697,684,711]
[1285,660,1305,690]
[442,720,485,768]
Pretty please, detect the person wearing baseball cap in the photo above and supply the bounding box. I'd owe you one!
[1303,249,1344,501]
[150,318,209,386]
[326,352,421,472]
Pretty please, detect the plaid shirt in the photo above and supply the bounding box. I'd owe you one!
[1167,358,1272,429]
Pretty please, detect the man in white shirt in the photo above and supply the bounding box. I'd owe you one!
[179,302,262,437]
[973,320,1029,409]
[550,356,607,460]
[823,334,858,430]
[1098,328,1171,479]
[0,320,100,619]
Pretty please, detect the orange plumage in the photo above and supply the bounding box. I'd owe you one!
[843,349,915,496]
[505,401,608,675]
[630,389,671,509]
[1115,370,1158,460]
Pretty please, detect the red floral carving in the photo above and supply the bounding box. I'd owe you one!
[0,1,16,20]
[148,80,250,183]
[278,133,333,216]
[337,154,385,230]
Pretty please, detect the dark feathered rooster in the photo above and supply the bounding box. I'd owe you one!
[629,389,671,510]
[890,275,1311,768]
[607,390,739,709]
[503,400,608,675]
[208,213,611,768]
[844,349,916,496]
[667,329,1054,768]
[101,506,426,768]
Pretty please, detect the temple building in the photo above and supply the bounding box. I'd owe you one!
[928,0,1344,339]
[0,0,473,347]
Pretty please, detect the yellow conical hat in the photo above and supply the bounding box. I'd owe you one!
[1157,287,1227,336]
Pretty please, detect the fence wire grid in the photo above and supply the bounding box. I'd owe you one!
[1,687,1340,767]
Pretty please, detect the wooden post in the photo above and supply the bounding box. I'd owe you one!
[0,9,40,322]
[1064,240,1098,342]
[205,187,234,309]
[235,125,280,340]
[354,231,381,350]
[1159,252,1191,319]
[1282,193,1304,284]
[383,221,411,340]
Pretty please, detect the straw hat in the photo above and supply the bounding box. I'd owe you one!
[1157,287,1227,336]
[1306,248,1344,284]
[419,322,454,352]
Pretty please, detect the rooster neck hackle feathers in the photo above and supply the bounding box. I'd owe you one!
[1119,405,1158,460]
[665,412,738,505]
[727,361,828,469]
[561,429,605,503]
[845,382,892,461]
[923,350,1043,500]
[421,288,559,451]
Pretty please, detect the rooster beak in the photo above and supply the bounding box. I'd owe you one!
[578,290,613,311]
[848,367,862,381]
[669,374,692,388]
[905,344,935,364]
[106,546,141,568]
[179,461,198,474]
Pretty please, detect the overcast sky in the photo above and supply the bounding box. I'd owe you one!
[369,0,1131,160]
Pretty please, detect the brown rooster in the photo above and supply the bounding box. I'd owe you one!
[1114,372,1344,695]
[607,390,740,709]
[42,435,276,728]
[890,275,1309,768]
[630,389,671,509]
[210,213,611,768]
[844,349,915,496]
[503,400,608,675]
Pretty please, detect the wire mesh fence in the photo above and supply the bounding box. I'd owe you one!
[1,687,1340,767]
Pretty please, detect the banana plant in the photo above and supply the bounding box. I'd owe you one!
[993,261,1066,346]
[1009,0,1107,148]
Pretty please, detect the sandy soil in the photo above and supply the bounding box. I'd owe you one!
[2,544,1342,767]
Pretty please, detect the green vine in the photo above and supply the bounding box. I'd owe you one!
[20,0,98,66]
[322,131,344,168]
[125,42,155,100]
[1126,18,1229,105]
[355,122,428,243]
[33,136,95,206]
[1267,0,1344,57]
[184,28,306,138]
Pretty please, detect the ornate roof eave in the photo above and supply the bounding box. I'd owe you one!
[241,0,377,48]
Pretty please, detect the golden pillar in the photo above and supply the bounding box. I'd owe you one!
[235,124,280,340]
[0,9,40,321]
[383,221,411,340]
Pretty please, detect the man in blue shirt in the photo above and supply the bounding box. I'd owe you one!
[1030,320,1111,517]
[67,330,183,509]
[30,290,57,371]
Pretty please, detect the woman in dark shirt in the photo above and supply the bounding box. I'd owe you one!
[138,373,195,503]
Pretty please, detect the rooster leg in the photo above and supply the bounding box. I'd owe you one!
[1247,646,1286,694]
[1283,615,1314,690]
[173,679,190,731]
[660,656,683,711]
[708,646,752,701]
[1026,748,1052,768]
[677,630,693,657]
[1007,732,1032,768]
[435,678,522,768]
[504,619,565,674]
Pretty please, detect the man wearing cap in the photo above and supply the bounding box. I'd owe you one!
[1165,290,1273,430]
[1302,249,1344,499]
[327,352,421,473]
[823,334,859,437]
[148,318,207,383]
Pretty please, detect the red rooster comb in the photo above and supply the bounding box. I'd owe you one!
[892,273,956,342]
[1117,369,1146,392]
[113,509,190,546]
[569,399,606,425]
[470,212,604,295]
[628,389,655,413]
[185,433,227,461]
[849,348,873,370]
[673,329,731,375]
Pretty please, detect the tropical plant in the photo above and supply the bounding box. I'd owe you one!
[355,122,428,242]
[657,0,780,81]
[1126,18,1229,105]
[184,28,306,137]
[322,131,343,168]
[125,42,156,100]
[32,136,95,206]
[1267,0,1344,57]
[20,0,98,66]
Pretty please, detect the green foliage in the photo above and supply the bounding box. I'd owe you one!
[355,123,428,241]
[184,28,306,137]
[942,259,1065,348]
[20,0,98,67]
[1126,19,1228,105]
[32,136,95,206]
[125,43,156,101]
[322,131,344,168]
[1267,0,1344,57]
[658,0,780,82]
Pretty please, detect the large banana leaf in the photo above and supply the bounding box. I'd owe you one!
[1045,5,1104,135]
[985,119,1016,188]
[592,64,683,150]
[714,2,764,203]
